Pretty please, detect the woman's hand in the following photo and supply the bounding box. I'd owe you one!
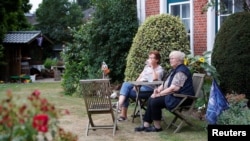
[132,86,136,91]
[151,93,157,98]
[154,88,160,94]
[151,90,160,98]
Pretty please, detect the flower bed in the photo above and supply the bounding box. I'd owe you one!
[0,90,77,141]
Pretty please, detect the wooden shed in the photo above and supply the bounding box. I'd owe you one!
[0,31,53,82]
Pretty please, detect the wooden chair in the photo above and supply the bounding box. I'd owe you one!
[166,73,205,133]
[79,79,118,136]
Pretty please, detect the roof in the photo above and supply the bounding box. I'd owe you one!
[3,31,53,44]
[25,13,38,25]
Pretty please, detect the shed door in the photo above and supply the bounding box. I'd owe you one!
[9,46,21,76]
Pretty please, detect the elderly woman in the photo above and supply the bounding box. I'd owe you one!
[134,50,194,132]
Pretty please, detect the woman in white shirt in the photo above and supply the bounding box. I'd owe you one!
[117,50,165,121]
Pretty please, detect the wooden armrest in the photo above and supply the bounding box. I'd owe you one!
[170,94,197,112]
[173,93,197,100]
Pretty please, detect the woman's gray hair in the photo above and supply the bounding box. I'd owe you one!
[169,50,186,62]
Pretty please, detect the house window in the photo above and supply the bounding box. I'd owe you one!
[217,0,244,30]
[168,0,191,49]
[170,3,190,33]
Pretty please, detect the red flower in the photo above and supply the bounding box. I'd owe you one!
[32,90,41,97]
[32,114,49,133]
[19,104,27,114]
[40,98,48,105]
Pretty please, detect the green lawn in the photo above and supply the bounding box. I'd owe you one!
[0,82,208,141]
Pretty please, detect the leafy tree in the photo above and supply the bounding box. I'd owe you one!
[35,0,83,43]
[0,0,31,39]
[61,0,138,95]
[0,0,31,64]
[87,0,138,81]
[0,46,4,65]
[77,0,90,9]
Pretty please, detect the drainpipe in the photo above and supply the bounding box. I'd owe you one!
[206,0,216,64]
[206,0,216,52]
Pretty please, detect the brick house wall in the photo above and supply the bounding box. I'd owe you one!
[146,0,160,17]
[144,0,208,55]
[193,0,207,55]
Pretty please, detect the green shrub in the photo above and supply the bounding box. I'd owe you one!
[217,96,250,125]
[43,58,57,69]
[211,12,250,97]
[124,14,190,81]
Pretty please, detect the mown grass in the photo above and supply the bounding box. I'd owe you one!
[0,82,208,141]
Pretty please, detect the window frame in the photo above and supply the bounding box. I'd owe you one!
[167,0,192,53]
[217,0,244,31]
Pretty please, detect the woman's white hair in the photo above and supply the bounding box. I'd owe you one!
[169,50,186,62]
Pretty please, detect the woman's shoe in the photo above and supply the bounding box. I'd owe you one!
[134,126,149,132]
[144,126,163,132]
[117,116,127,121]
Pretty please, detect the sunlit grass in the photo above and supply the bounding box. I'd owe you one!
[0,82,86,118]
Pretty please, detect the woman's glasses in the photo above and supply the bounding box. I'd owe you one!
[148,57,155,60]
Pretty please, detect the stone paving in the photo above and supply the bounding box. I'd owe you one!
[34,78,61,83]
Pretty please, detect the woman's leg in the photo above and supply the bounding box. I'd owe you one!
[134,97,154,131]
[129,85,154,100]
[118,82,135,120]
[119,84,153,120]
[150,97,165,129]
[118,82,134,109]
[143,97,165,123]
[143,98,154,123]
[129,86,153,119]
[120,85,153,119]
[119,107,128,120]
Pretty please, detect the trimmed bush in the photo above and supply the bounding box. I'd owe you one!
[211,12,250,97]
[124,14,190,81]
